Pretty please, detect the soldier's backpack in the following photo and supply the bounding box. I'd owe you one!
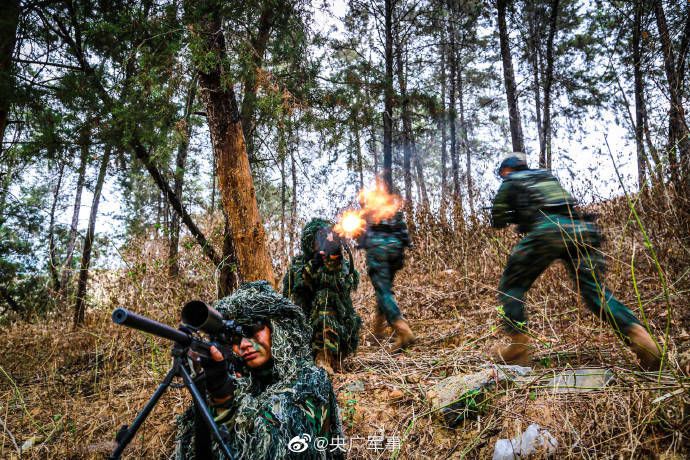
[507,169,577,232]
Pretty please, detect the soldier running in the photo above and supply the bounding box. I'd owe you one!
[490,153,661,370]
[357,207,415,352]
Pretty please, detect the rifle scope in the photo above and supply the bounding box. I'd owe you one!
[181,300,225,335]
[112,308,192,346]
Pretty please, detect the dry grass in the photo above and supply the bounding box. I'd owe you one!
[1,190,689,459]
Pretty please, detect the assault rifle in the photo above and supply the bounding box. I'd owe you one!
[108,302,243,460]
[314,225,355,273]
[315,225,343,260]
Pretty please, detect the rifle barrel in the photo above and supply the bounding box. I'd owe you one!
[112,308,192,346]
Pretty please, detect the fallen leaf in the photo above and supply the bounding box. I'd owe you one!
[390,388,404,399]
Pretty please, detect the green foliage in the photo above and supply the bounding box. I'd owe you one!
[2,0,688,328]
[0,274,57,322]
[341,390,358,427]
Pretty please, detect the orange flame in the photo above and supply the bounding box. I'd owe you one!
[333,210,366,238]
[334,178,402,238]
[358,178,402,224]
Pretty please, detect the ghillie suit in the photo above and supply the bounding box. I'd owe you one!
[283,219,361,364]
[358,210,415,351]
[491,167,660,370]
[283,218,331,317]
[175,281,345,460]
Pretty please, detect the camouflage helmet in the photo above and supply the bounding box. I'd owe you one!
[497,152,528,176]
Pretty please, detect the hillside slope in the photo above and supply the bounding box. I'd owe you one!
[1,196,689,459]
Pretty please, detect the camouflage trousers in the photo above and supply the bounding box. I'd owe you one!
[311,292,341,354]
[498,215,641,336]
[310,288,361,357]
[366,236,405,324]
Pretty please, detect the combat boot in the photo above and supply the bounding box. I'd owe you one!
[372,312,388,340]
[391,318,416,352]
[314,350,334,376]
[491,332,531,365]
[628,324,661,371]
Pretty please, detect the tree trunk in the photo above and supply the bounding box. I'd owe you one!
[633,0,646,189]
[210,162,216,213]
[448,18,460,200]
[528,3,544,166]
[413,148,428,209]
[448,0,460,202]
[163,190,169,237]
[440,26,448,199]
[0,0,19,153]
[48,161,65,290]
[382,0,394,191]
[542,0,559,170]
[644,101,664,183]
[289,136,297,259]
[395,43,413,212]
[0,155,14,220]
[155,190,162,238]
[240,6,277,161]
[370,128,378,175]
[191,8,274,287]
[60,134,89,292]
[439,22,448,215]
[354,122,364,191]
[497,0,525,153]
[364,52,377,179]
[74,147,111,326]
[653,0,690,184]
[458,70,474,219]
[218,213,240,297]
[279,121,287,262]
[169,76,197,278]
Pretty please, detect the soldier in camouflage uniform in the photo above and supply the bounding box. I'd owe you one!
[358,209,415,352]
[283,219,361,375]
[175,281,345,459]
[490,154,661,370]
[283,219,330,317]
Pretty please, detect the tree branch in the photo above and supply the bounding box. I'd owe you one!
[12,58,81,70]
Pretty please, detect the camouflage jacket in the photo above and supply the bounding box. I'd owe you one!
[491,169,577,233]
[283,219,333,317]
[302,256,359,299]
[283,254,313,317]
[302,254,361,355]
[358,210,411,249]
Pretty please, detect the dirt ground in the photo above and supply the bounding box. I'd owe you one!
[1,198,689,459]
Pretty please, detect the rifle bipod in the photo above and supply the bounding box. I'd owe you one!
[107,345,235,459]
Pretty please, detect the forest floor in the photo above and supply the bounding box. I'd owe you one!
[1,193,689,459]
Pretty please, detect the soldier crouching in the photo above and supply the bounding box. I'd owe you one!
[283,219,361,375]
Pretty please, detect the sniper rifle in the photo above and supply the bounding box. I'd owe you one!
[108,302,244,459]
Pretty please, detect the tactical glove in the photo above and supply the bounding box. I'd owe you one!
[311,251,324,270]
[202,346,235,401]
